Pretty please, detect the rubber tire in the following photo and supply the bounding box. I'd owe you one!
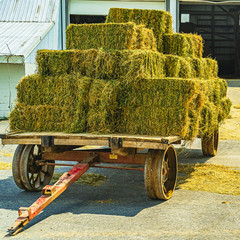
[12,145,27,190]
[19,145,55,191]
[202,129,219,156]
[144,145,177,200]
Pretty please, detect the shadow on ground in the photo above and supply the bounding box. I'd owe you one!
[0,167,162,233]
[0,146,212,234]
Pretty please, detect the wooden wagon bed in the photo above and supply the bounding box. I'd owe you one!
[0,132,181,150]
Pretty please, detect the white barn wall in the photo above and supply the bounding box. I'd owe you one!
[69,0,166,15]
[25,4,61,67]
[0,63,25,118]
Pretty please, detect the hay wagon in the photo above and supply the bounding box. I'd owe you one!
[0,130,218,235]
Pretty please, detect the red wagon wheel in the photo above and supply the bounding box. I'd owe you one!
[201,129,219,156]
[18,145,55,191]
[144,145,177,200]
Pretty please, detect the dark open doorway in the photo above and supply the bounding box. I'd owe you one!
[180,4,240,78]
[70,14,106,24]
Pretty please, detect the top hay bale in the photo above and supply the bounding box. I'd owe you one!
[66,22,156,51]
[106,8,173,52]
[163,33,203,58]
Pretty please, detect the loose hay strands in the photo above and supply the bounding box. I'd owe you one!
[66,23,156,51]
[178,164,240,196]
[52,173,108,186]
[163,33,203,58]
[106,8,173,52]
[0,162,12,170]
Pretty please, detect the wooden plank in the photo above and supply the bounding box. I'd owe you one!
[3,132,181,142]
[2,138,41,145]
[54,139,109,146]
[122,141,168,150]
[2,132,181,148]
[43,151,146,165]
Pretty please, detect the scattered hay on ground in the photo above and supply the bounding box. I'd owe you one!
[177,164,240,196]
[52,173,108,186]
[220,106,240,140]
[220,87,240,140]
[233,104,240,109]
[94,199,115,204]
[0,162,12,170]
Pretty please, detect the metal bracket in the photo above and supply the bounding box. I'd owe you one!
[42,185,57,196]
[0,134,6,139]
[41,136,54,147]
[108,137,123,150]
[18,207,31,219]
[161,139,169,144]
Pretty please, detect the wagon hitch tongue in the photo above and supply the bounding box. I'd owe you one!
[7,154,98,236]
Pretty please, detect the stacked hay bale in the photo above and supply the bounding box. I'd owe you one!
[10,8,231,140]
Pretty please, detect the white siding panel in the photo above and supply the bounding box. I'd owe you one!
[0,63,25,118]
[69,0,165,15]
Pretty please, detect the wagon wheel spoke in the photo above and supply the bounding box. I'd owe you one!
[33,174,41,188]
[162,157,169,183]
[19,145,55,191]
[29,173,35,184]
[40,170,46,182]
[40,169,48,175]
[163,185,167,194]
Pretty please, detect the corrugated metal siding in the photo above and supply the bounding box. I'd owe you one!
[0,0,57,22]
[0,22,53,56]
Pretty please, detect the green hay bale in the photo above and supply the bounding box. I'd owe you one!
[218,97,232,122]
[87,79,120,133]
[163,33,203,58]
[87,77,206,139]
[164,55,193,78]
[200,97,231,136]
[37,49,165,79]
[11,72,230,139]
[15,75,93,133]
[16,74,91,107]
[66,23,156,51]
[36,50,74,76]
[118,106,201,139]
[190,57,218,79]
[199,78,228,105]
[200,101,219,135]
[106,8,173,52]
[10,103,90,133]
[10,103,74,132]
[37,49,218,80]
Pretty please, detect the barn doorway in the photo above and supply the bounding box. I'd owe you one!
[180,4,240,78]
[70,15,106,24]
